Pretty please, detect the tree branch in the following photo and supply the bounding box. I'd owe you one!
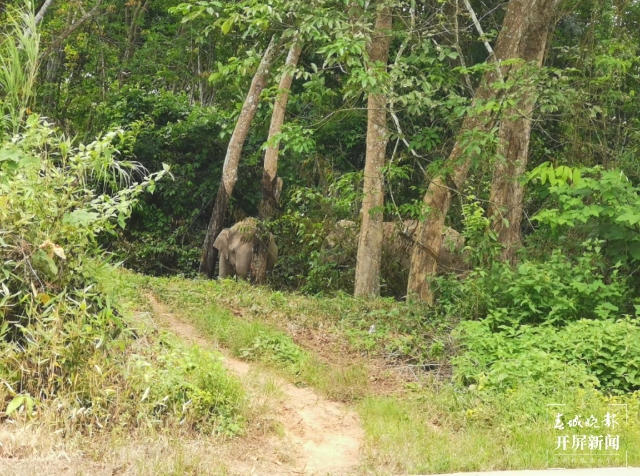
[35,0,56,25]
[42,0,103,58]
[462,0,503,81]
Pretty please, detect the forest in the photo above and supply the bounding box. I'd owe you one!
[2,0,640,474]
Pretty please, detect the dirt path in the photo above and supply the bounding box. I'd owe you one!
[146,294,364,476]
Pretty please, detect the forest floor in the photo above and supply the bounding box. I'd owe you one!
[1,271,638,475]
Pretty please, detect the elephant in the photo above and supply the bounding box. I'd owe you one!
[322,219,468,274]
[213,218,278,279]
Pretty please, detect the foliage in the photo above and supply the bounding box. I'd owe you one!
[459,194,499,268]
[95,86,228,275]
[269,179,359,293]
[0,116,243,433]
[0,5,39,137]
[438,241,629,328]
[437,236,637,396]
[9,0,640,460]
[531,163,640,269]
[239,331,304,366]
[454,317,640,395]
[0,115,162,305]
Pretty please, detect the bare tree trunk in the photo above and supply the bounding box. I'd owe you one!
[354,5,392,298]
[407,0,556,303]
[250,41,303,284]
[199,36,279,277]
[489,5,556,264]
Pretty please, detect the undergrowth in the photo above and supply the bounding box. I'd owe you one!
[132,274,371,402]
[0,115,244,435]
[110,270,640,472]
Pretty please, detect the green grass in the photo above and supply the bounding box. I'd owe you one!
[360,385,640,474]
[110,271,371,402]
[0,261,247,436]
[99,267,640,474]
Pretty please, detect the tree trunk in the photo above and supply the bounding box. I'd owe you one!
[251,41,303,284]
[407,0,556,303]
[354,5,392,298]
[488,4,556,264]
[199,36,279,277]
[122,0,150,63]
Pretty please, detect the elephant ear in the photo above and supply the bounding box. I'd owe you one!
[213,229,230,261]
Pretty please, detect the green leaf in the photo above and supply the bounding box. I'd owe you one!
[31,249,58,279]
[572,168,582,184]
[5,396,25,416]
[221,18,233,34]
[63,209,99,227]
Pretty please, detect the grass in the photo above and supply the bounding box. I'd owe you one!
[120,273,373,402]
[359,386,640,474]
[90,266,640,474]
[1,262,248,451]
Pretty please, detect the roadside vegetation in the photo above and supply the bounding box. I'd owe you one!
[2,0,640,474]
[102,269,640,473]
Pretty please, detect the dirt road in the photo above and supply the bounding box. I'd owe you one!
[148,293,364,476]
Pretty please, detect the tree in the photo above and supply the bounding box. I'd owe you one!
[199,36,280,278]
[488,5,557,264]
[407,0,557,303]
[353,4,392,298]
[41,0,103,58]
[250,40,303,284]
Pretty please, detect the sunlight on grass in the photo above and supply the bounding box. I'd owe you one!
[100,268,640,474]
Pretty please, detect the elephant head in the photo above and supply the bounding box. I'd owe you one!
[213,218,278,280]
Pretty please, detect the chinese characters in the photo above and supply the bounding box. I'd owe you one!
[554,412,621,454]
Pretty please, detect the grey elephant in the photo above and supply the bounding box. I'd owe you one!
[213,218,278,279]
[322,219,468,273]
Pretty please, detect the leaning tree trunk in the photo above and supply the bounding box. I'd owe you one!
[353,5,393,298]
[407,0,556,303]
[488,5,556,264]
[199,36,279,277]
[250,41,303,284]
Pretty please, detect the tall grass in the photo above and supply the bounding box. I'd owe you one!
[0,4,39,136]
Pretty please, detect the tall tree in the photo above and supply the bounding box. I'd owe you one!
[354,4,392,298]
[488,6,557,264]
[250,40,303,284]
[199,36,279,277]
[407,0,557,303]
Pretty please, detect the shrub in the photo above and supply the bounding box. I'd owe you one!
[95,86,228,276]
[436,241,630,328]
[531,163,640,270]
[454,318,640,394]
[0,116,244,433]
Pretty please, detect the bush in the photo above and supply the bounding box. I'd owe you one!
[437,241,630,328]
[531,164,640,270]
[0,116,244,433]
[454,318,640,394]
[436,232,637,396]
